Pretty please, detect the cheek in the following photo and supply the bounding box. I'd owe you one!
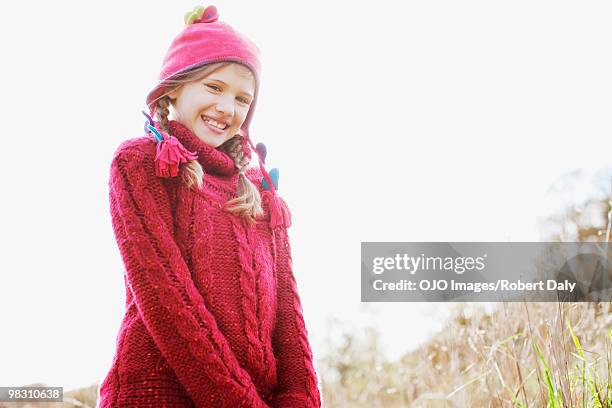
[180,93,206,115]
[175,100,194,119]
[235,109,250,126]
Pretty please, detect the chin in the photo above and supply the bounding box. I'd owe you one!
[198,134,223,148]
[193,126,223,148]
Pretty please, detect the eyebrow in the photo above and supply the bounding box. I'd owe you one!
[206,78,254,99]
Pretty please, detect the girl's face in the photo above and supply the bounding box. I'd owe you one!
[169,63,255,147]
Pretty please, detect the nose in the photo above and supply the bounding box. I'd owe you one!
[214,95,234,117]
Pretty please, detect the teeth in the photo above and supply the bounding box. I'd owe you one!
[202,115,226,130]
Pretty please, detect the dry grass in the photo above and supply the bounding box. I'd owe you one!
[320,302,612,407]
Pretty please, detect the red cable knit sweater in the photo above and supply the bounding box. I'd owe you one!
[98,120,321,407]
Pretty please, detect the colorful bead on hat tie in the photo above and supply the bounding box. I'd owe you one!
[262,168,279,191]
[184,5,219,25]
[255,143,267,164]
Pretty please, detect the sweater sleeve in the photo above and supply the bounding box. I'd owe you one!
[270,225,322,408]
[109,142,269,408]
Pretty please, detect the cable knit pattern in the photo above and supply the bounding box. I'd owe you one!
[98,121,320,407]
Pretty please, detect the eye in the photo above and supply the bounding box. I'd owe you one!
[206,84,221,92]
[237,97,251,105]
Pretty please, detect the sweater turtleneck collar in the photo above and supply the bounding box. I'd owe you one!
[167,119,239,177]
[156,118,291,229]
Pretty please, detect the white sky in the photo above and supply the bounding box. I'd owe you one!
[1,0,611,391]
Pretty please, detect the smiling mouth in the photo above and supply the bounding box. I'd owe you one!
[201,115,228,131]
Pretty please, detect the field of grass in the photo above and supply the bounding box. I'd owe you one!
[320,302,612,407]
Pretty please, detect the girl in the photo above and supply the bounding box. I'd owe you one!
[98,5,321,407]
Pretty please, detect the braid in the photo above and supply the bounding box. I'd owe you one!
[220,136,250,171]
[155,96,203,189]
[221,136,263,223]
[156,97,171,133]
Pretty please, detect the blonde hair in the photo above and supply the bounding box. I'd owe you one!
[150,62,263,224]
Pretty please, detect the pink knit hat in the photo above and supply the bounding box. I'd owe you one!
[146,5,261,140]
